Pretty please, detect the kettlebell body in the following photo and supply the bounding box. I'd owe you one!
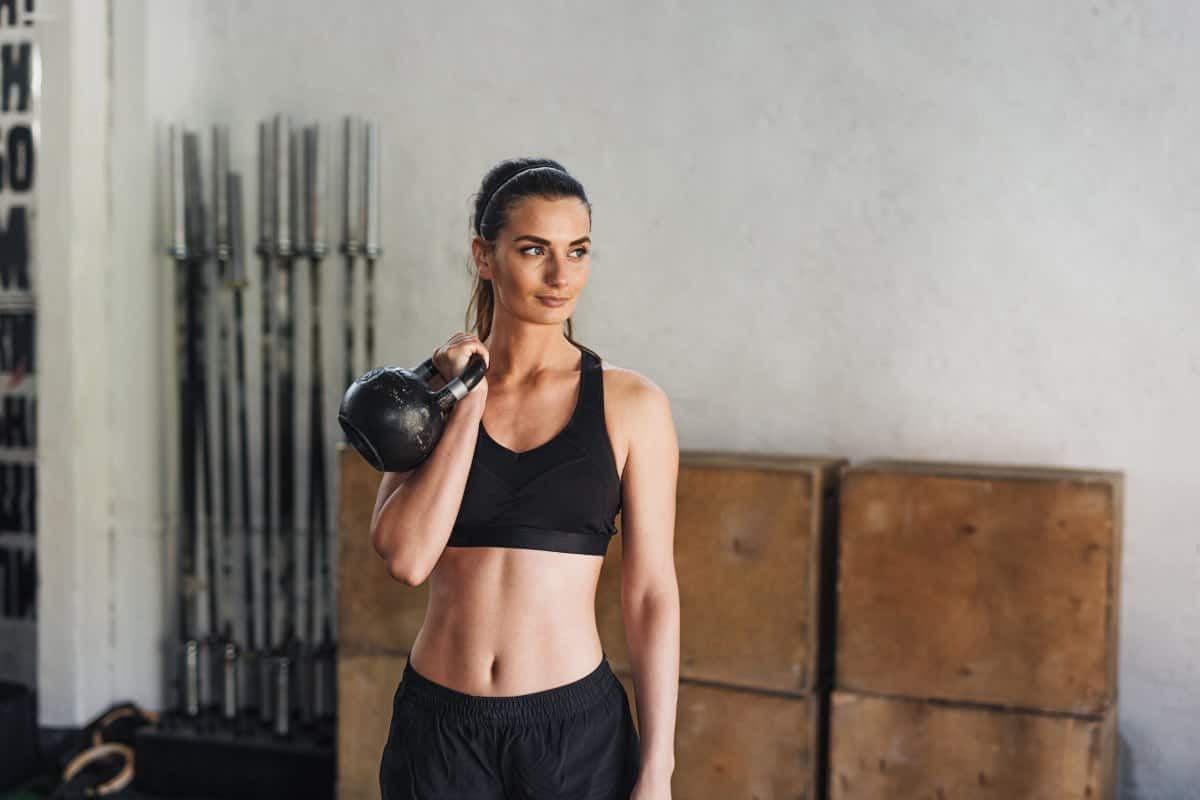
[338,353,487,472]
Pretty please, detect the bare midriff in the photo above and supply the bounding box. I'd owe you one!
[407,546,609,696]
[407,357,627,696]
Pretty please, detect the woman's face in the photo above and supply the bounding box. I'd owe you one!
[474,195,591,324]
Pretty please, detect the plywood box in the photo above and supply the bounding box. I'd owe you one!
[337,652,406,800]
[836,460,1123,715]
[828,690,1116,800]
[617,670,822,800]
[337,445,428,652]
[336,445,422,800]
[599,450,846,694]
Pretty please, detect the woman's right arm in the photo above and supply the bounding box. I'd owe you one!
[368,372,487,586]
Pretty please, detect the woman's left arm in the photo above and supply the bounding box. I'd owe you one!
[618,375,681,787]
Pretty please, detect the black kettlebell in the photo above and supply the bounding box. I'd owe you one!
[337,353,488,472]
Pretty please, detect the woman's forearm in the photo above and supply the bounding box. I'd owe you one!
[371,390,484,584]
[624,585,681,777]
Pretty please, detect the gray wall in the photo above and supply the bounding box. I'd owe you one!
[36,1,1197,797]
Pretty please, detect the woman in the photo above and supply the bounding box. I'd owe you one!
[372,157,680,800]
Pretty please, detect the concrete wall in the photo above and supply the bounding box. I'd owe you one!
[36,1,1197,796]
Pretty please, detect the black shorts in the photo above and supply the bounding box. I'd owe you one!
[379,654,641,800]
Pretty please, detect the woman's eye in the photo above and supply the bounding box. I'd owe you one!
[518,245,587,258]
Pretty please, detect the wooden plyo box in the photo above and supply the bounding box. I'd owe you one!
[335,445,423,800]
[598,450,846,693]
[337,652,406,800]
[835,460,1123,715]
[829,691,1116,800]
[337,445,428,654]
[617,670,823,800]
[599,450,846,799]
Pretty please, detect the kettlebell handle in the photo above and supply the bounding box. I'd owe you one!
[414,353,488,411]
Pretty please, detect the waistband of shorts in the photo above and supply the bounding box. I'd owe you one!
[397,652,622,724]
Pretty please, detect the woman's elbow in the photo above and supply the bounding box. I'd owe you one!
[370,528,419,585]
[375,537,427,586]
[388,557,428,587]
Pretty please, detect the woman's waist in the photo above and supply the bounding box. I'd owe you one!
[417,598,600,649]
[408,618,605,696]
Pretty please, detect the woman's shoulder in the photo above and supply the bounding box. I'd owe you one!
[596,358,677,474]
[596,358,672,422]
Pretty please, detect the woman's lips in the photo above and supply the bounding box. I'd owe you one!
[536,296,569,307]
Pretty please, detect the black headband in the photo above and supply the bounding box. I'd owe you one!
[475,164,567,235]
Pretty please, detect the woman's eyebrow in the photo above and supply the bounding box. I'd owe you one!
[513,235,591,246]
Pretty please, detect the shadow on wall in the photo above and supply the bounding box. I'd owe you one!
[1117,731,1140,799]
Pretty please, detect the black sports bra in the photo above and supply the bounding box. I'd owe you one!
[447,345,623,556]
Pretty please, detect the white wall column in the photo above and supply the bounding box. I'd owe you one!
[37,0,116,725]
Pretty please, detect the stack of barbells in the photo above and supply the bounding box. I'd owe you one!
[165,114,382,740]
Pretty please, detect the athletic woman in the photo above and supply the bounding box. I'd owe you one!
[373,158,680,799]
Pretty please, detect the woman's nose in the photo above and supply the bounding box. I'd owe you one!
[546,252,568,281]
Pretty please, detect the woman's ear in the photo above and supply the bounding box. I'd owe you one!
[471,237,494,281]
